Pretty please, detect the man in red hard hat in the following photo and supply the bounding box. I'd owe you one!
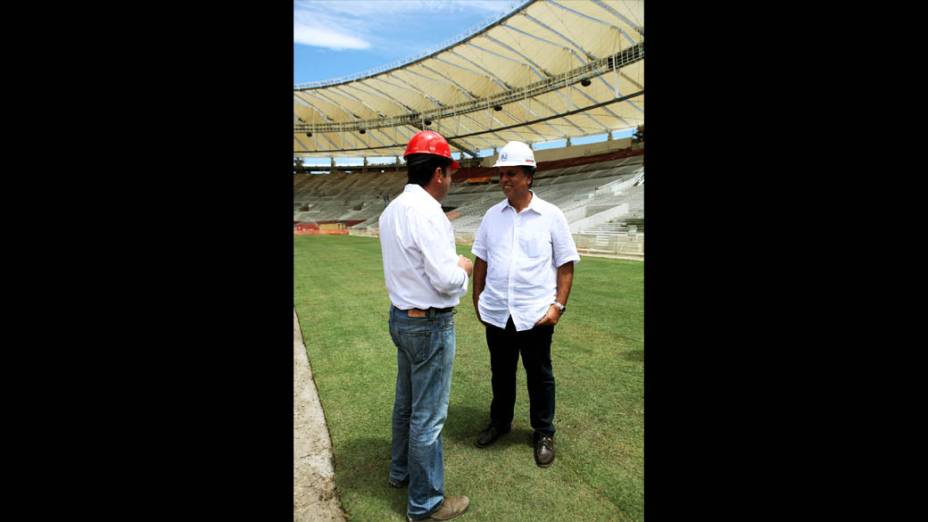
[379,130,472,521]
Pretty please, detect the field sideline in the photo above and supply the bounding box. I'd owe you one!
[294,235,643,521]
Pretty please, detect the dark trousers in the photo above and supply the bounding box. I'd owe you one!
[486,317,556,436]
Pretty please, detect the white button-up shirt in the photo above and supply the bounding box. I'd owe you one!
[379,184,468,310]
[472,192,580,331]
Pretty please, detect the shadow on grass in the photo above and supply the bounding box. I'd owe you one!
[444,404,534,449]
[622,350,644,362]
[443,404,486,443]
[333,406,539,520]
[333,436,408,519]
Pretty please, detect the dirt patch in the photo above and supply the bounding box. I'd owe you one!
[294,310,347,522]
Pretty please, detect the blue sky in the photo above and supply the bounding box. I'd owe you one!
[294,0,523,85]
[294,0,635,165]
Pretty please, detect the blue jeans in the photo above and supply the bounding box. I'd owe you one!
[388,306,456,519]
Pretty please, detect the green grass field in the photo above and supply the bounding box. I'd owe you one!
[294,235,643,521]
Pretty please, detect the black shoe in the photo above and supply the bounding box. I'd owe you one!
[533,432,555,467]
[475,424,511,448]
[389,477,409,488]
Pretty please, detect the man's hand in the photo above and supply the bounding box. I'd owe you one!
[472,256,487,326]
[534,304,562,327]
[457,255,473,276]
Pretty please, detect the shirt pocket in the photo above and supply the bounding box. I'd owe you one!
[519,232,544,258]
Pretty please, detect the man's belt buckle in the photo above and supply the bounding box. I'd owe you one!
[407,309,427,318]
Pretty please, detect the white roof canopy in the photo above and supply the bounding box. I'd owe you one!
[294,0,643,158]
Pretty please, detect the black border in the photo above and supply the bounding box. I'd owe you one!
[644,2,875,518]
[46,4,298,518]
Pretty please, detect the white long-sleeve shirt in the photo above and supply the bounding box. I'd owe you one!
[472,192,580,331]
[379,184,468,310]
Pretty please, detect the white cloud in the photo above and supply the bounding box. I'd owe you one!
[296,1,516,17]
[294,5,371,50]
[294,0,520,50]
[294,21,370,50]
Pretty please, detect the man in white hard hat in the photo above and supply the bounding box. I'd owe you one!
[470,141,579,468]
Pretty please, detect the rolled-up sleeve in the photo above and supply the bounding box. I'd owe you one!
[412,210,468,297]
[551,209,580,267]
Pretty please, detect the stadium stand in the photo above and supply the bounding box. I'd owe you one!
[294,143,644,258]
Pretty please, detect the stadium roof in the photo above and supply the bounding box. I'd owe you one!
[294,0,643,159]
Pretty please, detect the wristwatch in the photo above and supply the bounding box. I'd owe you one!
[551,301,566,313]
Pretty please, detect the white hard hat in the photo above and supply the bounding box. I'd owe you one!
[493,141,536,168]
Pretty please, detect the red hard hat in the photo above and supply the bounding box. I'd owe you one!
[403,130,460,169]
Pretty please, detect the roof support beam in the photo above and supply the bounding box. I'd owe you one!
[482,33,553,78]
[399,66,534,144]
[393,70,568,141]
[402,69,540,144]
[499,22,635,108]
[521,12,594,60]
[544,0,636,47]
[296,46,643,135]
[434,53,578,137]
[304,90,362,121]
[466,40,613,132]
[371,128,400,151]
[500,22,586,63]
[433,90,643,140]
[447,49,513,90]
[394,57,541,141]
[301,91,372,148]
[419,63,480,99]
[295,90,642,154]
[345,82,416,113]
[375,75,446,108]
[589,0,644,36]
[345,83,478,154]
[447,47,587,134]
[294,134,311,152]
[372,76,486,153]
[516,97,570,137]
[465,41,546,81]
[313,128,341,151]
[400,68,475,101]
[305,91,390,149]
[359,80,483,155]
[520,11,642,117]
[340,88,480,157]
[294,93,335,125]
[329,87,387,118]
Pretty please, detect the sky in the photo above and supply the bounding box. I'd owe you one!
[294,0,636,165]
[294,0,523,85]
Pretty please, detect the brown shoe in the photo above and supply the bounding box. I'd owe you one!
[533,432,555,468]
[408,495,470,521]
[475,424,510,448]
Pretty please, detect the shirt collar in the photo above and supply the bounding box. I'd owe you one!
[502,190,543,215]
[404,183,441,210]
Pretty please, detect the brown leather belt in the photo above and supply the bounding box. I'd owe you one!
[401,306,454,317]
